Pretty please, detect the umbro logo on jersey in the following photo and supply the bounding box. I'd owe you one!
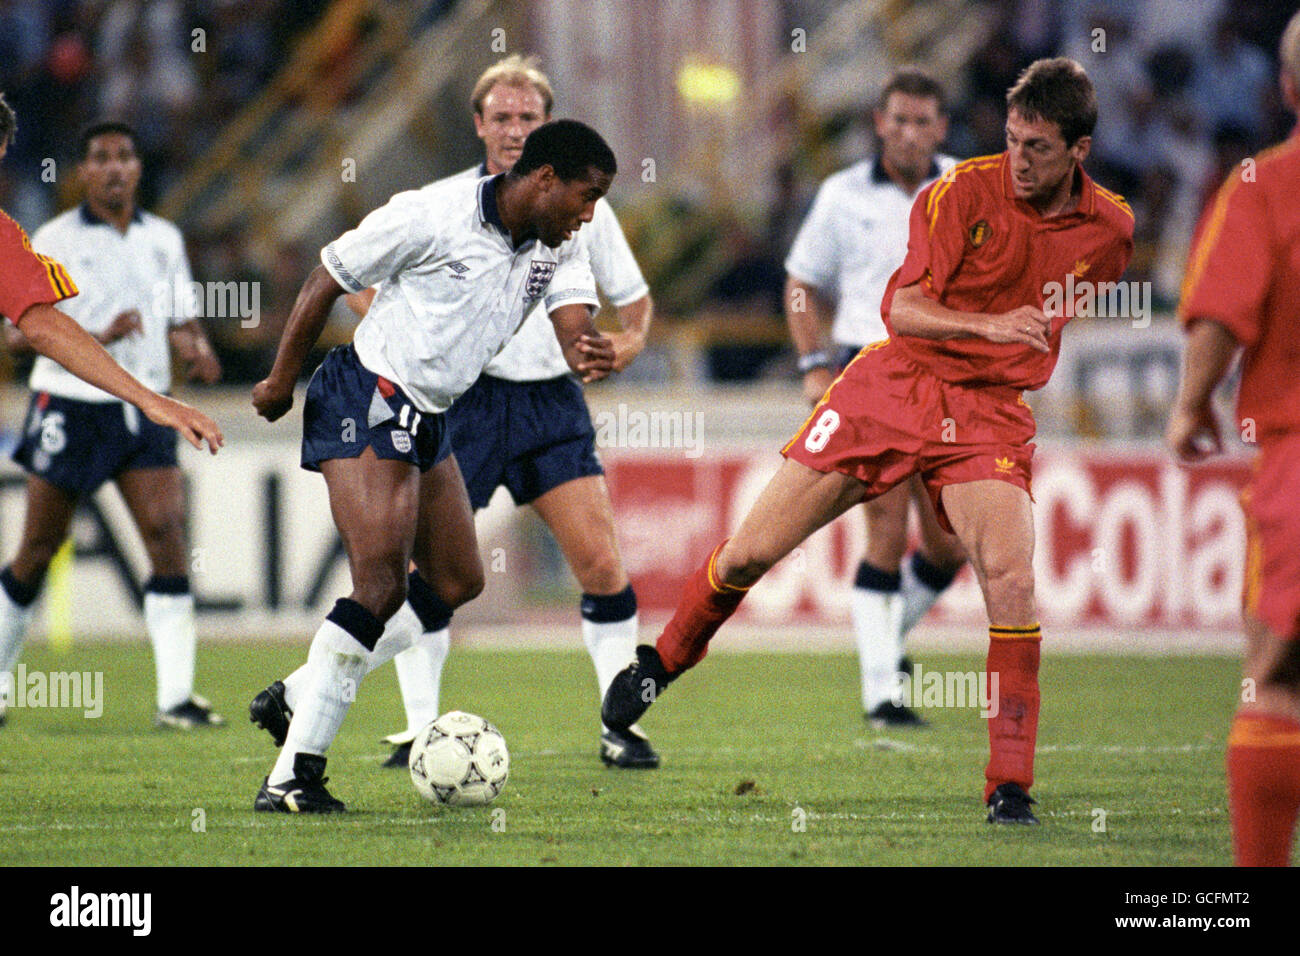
[446,260,470,277]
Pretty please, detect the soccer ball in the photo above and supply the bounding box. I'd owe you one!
[408,710,509,806]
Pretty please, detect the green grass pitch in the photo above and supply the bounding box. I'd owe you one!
[0,642,1260,866]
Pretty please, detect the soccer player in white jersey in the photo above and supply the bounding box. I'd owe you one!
[784,69,967,727]
[252,56,659,769]
[0,121,225,729]
[250,120,618,812]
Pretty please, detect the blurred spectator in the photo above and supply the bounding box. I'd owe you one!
[1193,15,1273,145]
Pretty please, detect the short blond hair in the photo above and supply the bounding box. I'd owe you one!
[471,54,554,115]
[1282,10,1300,89]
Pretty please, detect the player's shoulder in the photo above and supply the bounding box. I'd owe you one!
[0,207,31,249]
[1089,177,1135,238]
[924,153,1003,221]
[1251,133,1300,189]
[814,159,875,200]
[137,209,187,245]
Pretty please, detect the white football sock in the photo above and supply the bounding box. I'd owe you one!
[394,626,450,734]
[280,602,422,714]
[0,590,33,675]
[144,591,196,711]
[582,613,638,731]
[851,587,904,712]
[269,619,368,786]
[899,556,945,637]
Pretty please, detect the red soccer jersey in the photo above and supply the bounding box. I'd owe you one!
[0,207,78,324]
[881,153,1135,390]
[1179,130,1300,438]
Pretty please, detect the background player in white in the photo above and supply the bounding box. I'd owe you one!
[250,120,617,812]
[0,121,225,729]
[252,56,659,769]
[784,69,966,727]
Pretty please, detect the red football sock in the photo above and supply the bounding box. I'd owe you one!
[983,624,1042,803]
[1226,712,1300,866]
[655,541,750,674]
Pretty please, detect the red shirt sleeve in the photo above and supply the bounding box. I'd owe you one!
[893,173,970,299]
[0,211,78,325]
[1178,174,1271,346]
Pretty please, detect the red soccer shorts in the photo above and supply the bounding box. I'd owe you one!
[1242,432,1300,640]
[782,339,1036,533]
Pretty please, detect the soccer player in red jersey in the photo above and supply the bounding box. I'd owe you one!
[0,94,221,454]
[1167,11,1300,867]
[603,59,1135,823]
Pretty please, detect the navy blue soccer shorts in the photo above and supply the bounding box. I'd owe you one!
[12,392,178,496]
[301,344,450,473]
[448,373,602,511]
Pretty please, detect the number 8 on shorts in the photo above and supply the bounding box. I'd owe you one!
[804,408,841,454]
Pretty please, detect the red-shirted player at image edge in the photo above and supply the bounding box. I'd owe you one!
[602,58,1134,823]
[1170,10,1300,867]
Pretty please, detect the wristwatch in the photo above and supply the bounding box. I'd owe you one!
[797,350,831,374]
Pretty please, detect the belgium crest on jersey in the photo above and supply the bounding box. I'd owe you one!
[968,220,990,248]
[524,260,556,300]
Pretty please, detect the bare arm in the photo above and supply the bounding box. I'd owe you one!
[169,318,222,384]
[550,304,616,384]
[1166,318,1240,463]
[607,293,653,373]
[889,283,1051,353]
[784,275,837,404]
[345,286,377,317]
[14,303,223,452]
[252,265,346,421]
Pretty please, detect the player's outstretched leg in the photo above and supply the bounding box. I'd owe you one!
[602,459,866,731]
[940,480,1041,824]
[255,450,420,813]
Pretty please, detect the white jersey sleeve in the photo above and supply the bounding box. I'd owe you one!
[321,190,434,293]
[784,182,842,296]
[543,239,600,314]
[586,199,648,307]
[166,222,198,326]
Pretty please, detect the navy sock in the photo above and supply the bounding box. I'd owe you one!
[0,566,43,607]
[911,552,960,592]
[854,561,900,593]
[144,574,190,595]
[580,584,637,623]
[326,597,385,651]
[406,571,454,633]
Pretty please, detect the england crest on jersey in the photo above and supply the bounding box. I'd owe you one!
[524,260,556,300]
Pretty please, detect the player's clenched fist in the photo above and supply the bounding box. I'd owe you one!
[252,376,295,422]
[983,305,1052,353]
[1165,400,1223,463]
[575,333,617,383]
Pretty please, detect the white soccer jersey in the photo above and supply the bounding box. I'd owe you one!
[785,154,956,347]
[440,165,648,381]
[29,205,196,402]
[321,175,600,413]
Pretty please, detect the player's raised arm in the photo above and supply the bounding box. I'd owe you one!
[15,302,224,453]
[252,265,345,421]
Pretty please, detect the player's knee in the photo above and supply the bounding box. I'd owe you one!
[570,548,625,595]
[353,563,409,622]
[426,564,484,609]
[137,509,185,560]
[982,559,1036,616]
